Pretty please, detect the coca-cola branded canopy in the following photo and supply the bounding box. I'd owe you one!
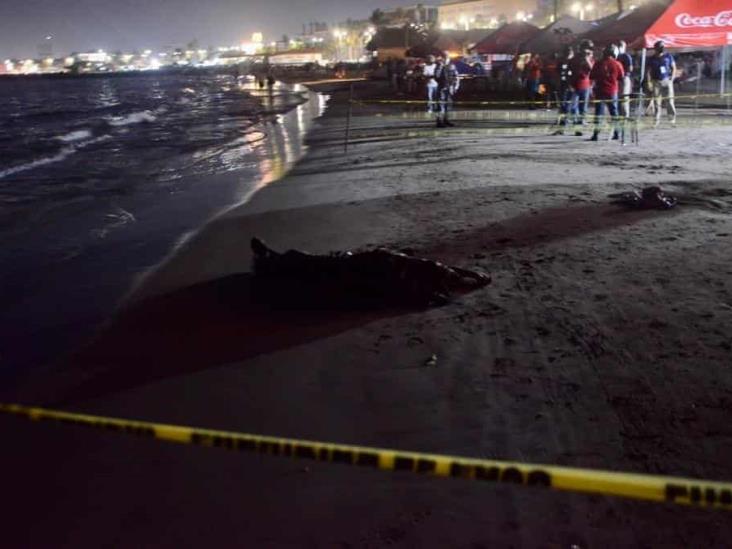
[645,0,732,47]
[471,22,541,54]
[584,0,732,49]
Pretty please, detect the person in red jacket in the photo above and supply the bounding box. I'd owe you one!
[589,44,625,141]
[524,54,543,108]
[569,39,594,135]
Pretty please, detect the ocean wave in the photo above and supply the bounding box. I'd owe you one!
[106,110,157,127]
[0,135,112,180]
[57,129,93,143]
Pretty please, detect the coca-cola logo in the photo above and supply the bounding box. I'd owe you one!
[675,11,732,28]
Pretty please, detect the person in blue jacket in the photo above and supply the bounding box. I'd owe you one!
[646,40,677,126]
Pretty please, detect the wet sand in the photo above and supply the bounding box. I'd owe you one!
[3,84,732,546]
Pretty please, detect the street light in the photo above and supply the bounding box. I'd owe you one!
[572,1,586,20]
[332,29,346,63]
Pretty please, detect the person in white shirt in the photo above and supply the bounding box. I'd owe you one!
[422,55,438,113]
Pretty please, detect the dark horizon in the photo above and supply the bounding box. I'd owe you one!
[2,0,401,59]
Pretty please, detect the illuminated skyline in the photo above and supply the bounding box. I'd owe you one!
[1,0,411,59]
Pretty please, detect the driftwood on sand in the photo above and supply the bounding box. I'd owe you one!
[251,237,490,308]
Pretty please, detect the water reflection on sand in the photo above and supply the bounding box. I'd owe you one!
[239,83,328,203]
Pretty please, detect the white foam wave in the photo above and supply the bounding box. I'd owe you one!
[0,135,112,180]
[56,129,93,143]
[106,110,157,127]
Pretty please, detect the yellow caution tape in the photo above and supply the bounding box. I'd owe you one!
[2,402,731,510]
[352,91,732,107]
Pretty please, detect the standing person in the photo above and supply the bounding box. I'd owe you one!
[396,59,407,93]
[553,45,575,134]
[617,41,634,119]
[589,44,624,141]
[422,55,438,113]
[524,54,543,108]
[569,40,594,136]
[542,53,560,109]
[646,40,677,126]
[386,58,397,90]
[434,54,459,128]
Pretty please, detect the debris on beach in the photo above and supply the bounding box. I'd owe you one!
[250,237,490,308]
[609,186,678,210]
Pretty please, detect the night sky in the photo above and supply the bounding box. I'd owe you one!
[2,0,399,58]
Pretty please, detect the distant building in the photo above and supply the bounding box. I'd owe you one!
[373,4,439,27]
[438,0,538,30]
[269,49,325,66]
[76,51,111,63]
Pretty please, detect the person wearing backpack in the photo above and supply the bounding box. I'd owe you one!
[646,40,677,126]
[617,41,633,118]
[434,54,459,128]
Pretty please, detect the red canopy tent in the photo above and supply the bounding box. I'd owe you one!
[522,15,595,54]
[584,0,732,49]
[471,22,541,54]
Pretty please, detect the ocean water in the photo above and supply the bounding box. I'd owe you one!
[0,73,326,378]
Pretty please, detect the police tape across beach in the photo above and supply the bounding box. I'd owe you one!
[350,90,732,107]
[1,402,731,510]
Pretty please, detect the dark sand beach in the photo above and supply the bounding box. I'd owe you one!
[3,81,732,546]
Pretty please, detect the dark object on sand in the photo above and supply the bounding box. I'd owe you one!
[610,186,678,210]
[251,237,490,307]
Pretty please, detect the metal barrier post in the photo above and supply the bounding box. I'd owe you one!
[344,83,354,153]
[695,62,702,113]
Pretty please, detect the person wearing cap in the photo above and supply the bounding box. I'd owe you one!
[646,40,677,126]
[553,45,575,134]
[589,44,625,141]
[569,40,594,135]
[617,41,634,119]
[434,53,460,128]
[422,55,438,113]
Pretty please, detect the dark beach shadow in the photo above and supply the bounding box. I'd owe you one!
[424,203,683,259]
[56,273,411,404]
[51,203,678,404]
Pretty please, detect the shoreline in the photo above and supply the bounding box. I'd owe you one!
[4,80,732,545]
[0,80,322,386]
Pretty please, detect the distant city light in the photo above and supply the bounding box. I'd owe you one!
[240,42,259,55]
[252,32,263,43]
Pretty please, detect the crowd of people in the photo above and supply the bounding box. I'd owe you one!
[387,39,683,137]
[537,38,677,140]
